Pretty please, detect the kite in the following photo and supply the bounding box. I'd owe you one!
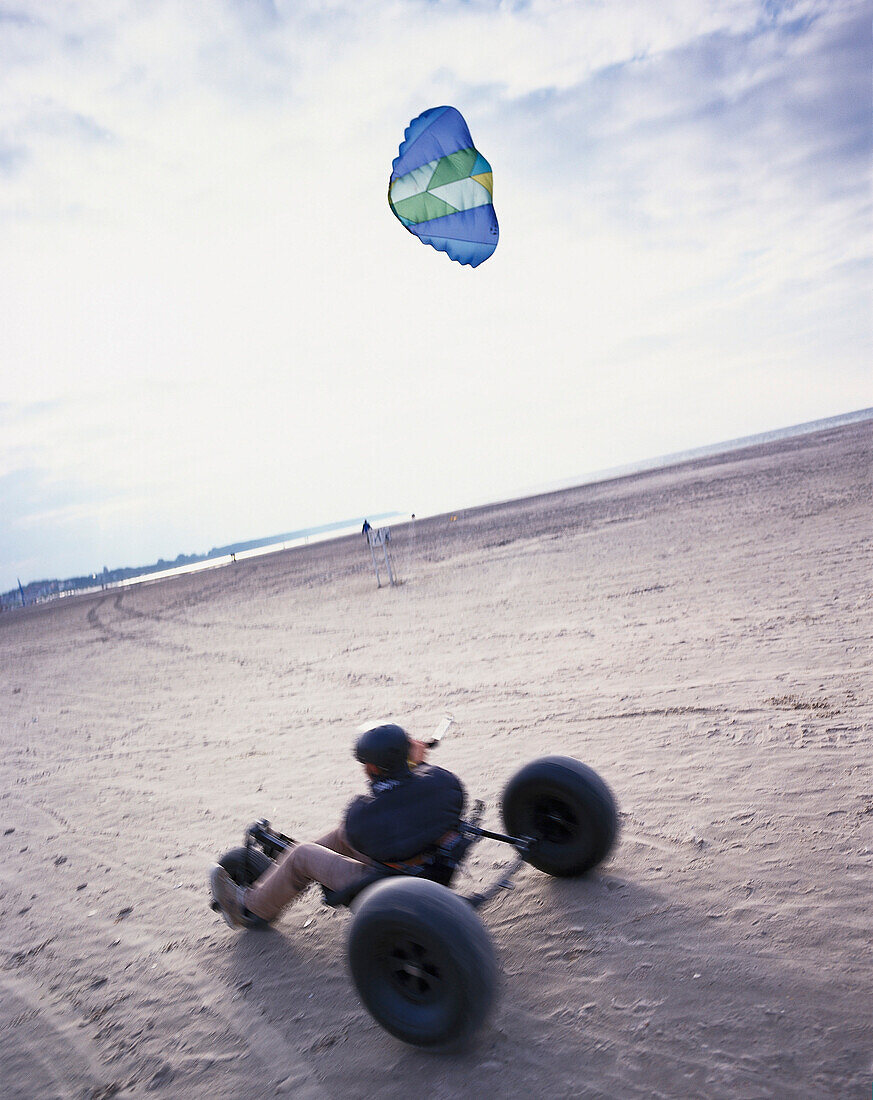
[388,106,499,268]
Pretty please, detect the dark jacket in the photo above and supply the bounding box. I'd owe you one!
[344,764,465,863]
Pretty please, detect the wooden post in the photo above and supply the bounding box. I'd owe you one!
[367,527,397,587]
[368,531,382,586]
[381,537,395,585]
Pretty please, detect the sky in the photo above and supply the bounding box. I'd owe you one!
[1,0,871,590]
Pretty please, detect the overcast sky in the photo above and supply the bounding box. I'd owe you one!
[2,0,870,590]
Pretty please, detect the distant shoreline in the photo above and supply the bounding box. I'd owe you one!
[3,407,870,609]
[446,406,873,517]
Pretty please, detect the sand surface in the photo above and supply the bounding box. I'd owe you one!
[1,419,871,1099]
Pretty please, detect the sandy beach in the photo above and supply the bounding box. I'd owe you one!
[1,417,870,1099]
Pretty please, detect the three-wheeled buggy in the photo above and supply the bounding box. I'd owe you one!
[213,754,618,1050]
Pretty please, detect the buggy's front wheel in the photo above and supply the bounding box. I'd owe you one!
[212,846,275,927]
[216,845,274,886]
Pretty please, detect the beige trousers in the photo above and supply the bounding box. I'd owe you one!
[244,827,371,922]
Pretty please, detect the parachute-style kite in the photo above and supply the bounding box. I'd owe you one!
[388,106,498,268]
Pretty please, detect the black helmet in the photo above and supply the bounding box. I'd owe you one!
[355,722,410,777]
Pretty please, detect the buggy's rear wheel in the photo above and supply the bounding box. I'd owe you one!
[502,756,618,877]
[347,877,497,1050]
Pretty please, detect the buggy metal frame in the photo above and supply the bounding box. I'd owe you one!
[239,799,535,911]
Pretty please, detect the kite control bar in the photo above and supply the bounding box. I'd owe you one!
[427,714,454,748]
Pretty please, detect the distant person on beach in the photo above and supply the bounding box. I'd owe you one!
[210,724,464,928]
[362,519,371,538]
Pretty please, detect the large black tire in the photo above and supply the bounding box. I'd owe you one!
[347,877,498,1050]
[217,845,274,886]
[502,756,618,877]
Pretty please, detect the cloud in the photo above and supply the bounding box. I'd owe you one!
[487,2,871,368]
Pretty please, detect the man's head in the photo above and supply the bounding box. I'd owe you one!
[355,722,410,779]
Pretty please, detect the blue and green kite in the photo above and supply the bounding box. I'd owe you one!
[388,106,499,268]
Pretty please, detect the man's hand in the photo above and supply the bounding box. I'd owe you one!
[408,738,429,766]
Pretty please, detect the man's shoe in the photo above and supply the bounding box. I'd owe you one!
[210,865,248,929]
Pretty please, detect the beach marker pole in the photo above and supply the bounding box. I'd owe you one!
[380,530,396,586]
[367,527,397,587]
[367,529,382,587]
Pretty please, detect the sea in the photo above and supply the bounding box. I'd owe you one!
[522,407,873,500]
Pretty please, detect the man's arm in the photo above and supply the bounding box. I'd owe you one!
[408,738,429,766]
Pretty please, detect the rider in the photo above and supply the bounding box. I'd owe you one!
[210,722,465,928]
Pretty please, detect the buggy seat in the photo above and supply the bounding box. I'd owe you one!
[322,827,476,908]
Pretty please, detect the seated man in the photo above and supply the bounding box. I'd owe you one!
[210,723,465,928]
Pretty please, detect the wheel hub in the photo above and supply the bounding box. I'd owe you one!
[533,796,577,843]
[385,939,441,1001]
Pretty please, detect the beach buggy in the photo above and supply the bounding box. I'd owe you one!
[211,737,618,1050]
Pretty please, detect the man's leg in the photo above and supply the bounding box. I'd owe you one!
[244,841,368,922]
[315,826,370,863]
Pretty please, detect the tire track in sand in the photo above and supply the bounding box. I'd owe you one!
[1,792,329,1098]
